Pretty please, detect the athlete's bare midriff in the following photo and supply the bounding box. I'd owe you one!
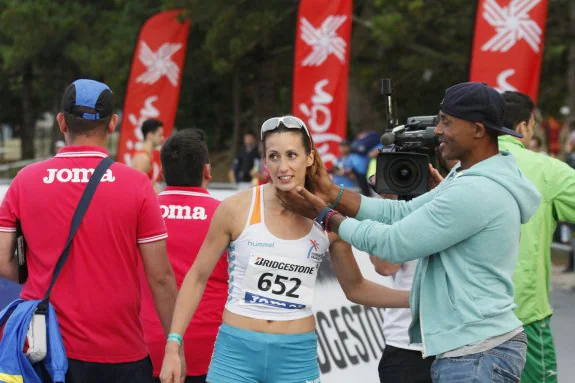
[222,309,316,334]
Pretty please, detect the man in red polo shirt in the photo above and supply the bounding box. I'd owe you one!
[0,79,180,383]
[140,128,228,383]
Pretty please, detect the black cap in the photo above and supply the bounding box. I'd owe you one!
[440,82,522,138]
[62,79,114,120]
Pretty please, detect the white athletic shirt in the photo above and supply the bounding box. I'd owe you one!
[225,185,329,321]
[383,260,423,351]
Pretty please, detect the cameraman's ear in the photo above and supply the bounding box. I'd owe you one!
[474,122,487,138]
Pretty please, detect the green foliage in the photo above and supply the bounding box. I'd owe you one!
[0,0,572,159]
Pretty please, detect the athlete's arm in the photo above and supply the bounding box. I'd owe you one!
[0,232,17,282]
[132,153,151,174]
[139,239,178,336]
[160,200,233,383]
[329,234,409,308]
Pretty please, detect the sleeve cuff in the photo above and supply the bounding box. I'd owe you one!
[355,195,380,221]
[137,233,168,244]
[0,226,17,233]
[338,218,361,244]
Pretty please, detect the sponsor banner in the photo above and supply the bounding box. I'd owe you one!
[314,250,391,382]
[292,0,353,168]
[116,10,190,179]
[470,0,548,102]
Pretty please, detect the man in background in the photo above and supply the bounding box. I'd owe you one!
[140,128,228,383]
[500,91,575,383]
[229,131,259,187]
[0,79,179,382]
[132,119,164,189]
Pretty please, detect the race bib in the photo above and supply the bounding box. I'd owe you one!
[242,253,319,310]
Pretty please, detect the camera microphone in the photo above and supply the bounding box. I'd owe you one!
[380,132,396,146]
[380,125,406,146]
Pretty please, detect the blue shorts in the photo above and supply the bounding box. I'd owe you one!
[207,323,320,383]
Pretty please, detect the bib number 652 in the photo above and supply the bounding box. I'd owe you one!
[257,272,301,298]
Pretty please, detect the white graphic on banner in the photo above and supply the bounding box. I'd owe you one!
[300,16,347,66]
[299,79,342,165]
[481,0,543,53]
[495,69,519,92]
[136,42,183,86]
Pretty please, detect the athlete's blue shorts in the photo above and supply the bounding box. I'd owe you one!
[206,323,320,383]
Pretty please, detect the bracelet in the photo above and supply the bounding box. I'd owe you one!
[167,332,182,346]
[328,184,344,209]
[323,210,339,232]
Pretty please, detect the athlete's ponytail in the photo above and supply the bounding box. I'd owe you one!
[305,145,324,194]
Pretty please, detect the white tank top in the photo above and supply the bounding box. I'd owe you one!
[225,185,330,321]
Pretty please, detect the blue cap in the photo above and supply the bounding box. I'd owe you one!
[440,82,522,138]
[62,79,114,120]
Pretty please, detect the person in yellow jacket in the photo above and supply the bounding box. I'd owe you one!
[500,91,575,383]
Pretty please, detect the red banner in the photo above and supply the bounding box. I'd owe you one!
[117,10,190,179]
[470,0,548,103]
[292,0,352,168]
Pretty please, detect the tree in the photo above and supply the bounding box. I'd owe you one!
[0,0,163,158]
[0,0,572,166]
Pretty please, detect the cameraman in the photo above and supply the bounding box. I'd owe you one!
[367,156,457,383]
[279,82,541,382]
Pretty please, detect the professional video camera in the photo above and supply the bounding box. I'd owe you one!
[374,79,439,196]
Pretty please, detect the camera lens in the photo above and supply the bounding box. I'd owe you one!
[396,166,412,182]
[390,161,417,187]
[386,158,423,193]
[376,152,429,196]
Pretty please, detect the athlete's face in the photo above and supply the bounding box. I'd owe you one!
[151,127,165,146]
[264,131,314,192]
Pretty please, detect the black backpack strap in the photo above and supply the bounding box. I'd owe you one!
[38,157,113,311]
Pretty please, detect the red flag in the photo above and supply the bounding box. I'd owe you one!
[117,10,190,180]
[470,0,548,102]
[292,0,352,168]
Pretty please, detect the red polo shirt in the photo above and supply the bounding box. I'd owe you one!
[139,186,228,376]
[0,146,167,363]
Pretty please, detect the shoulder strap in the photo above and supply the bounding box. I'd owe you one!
[40,157,113,306]
[248,186,262,226]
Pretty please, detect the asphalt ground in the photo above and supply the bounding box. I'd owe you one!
[550,268,575,382]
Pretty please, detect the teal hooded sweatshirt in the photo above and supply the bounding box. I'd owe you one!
[338,152,541,357]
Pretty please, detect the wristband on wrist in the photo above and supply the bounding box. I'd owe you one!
[329,184,344,209]
[167,332,182,346]
[323,210,339,232]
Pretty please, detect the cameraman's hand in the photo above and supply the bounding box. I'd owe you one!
[277,187,327,220]
[428,164,444,190]
[311,166,338,203]
[296,186,329,219]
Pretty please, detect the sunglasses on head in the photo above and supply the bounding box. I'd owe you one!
[260,116,313,147]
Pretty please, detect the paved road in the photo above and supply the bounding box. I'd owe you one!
[551,286,575,382]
